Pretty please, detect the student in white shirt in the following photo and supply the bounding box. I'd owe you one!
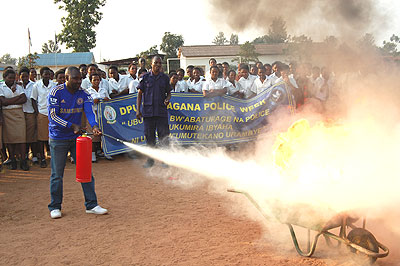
[264,63,272,76]
[275,64,299,105]
[250,65,258,76]
[85,73,111,162]
[189,67,204,93]
[55,69,65,85]
[203,66,236,97]
[314,67,333,102]
[29,68,37,82]
[169,72,179,92]
[31,67,56,168]
[20,67,39,165]
[129,68,148,94]
[275,64,298,87]
[108,65,129,98]
[175,68,188,92]
[205,58,217,81]
[81,64,98,90]
[250,67,272,95]
[126,63,139,84]
[226,70,242,98]
[308,66,321,97]
[238,64,257,99]
[0,69,29,170]
[186,65,195,86]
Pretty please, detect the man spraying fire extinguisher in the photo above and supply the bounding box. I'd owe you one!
[47,66,108,219]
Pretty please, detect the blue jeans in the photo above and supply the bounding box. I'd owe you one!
[48,138,98,211]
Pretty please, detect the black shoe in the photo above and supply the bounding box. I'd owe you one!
[11,159,17,170]
[20,159,30,171]
[143,158,154,168]
[40,159,47,168]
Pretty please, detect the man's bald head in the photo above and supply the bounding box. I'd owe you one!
[152,55,162,64]
[66,66,80,77]
[65,66,82,91]
[151,56,162,74]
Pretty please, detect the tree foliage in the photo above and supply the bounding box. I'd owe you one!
[136,45,159,68]
[253,17,288,44]
[286,35,313,62]
[160,32,184,58]
[380,34,400,56]
[290,34,312,43]
[232,41,259,63]
[0,53,17,65]
[268,17,288,43]
[324,35,339,48]
[17,53,39,69]
[54,0,106,52]
[213,32,228,45]
[42,40,61,53]
[357,33,377,52]
[229,34,239,45]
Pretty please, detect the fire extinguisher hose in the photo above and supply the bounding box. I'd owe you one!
[101,133,126,144]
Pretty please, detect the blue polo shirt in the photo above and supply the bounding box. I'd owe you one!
[47,83,98,140]
[137,71,171,117]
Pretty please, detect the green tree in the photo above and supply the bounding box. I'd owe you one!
[268,17,288,43]
[136,45,159,68]
[232,41,259,64]
[229,34,239,45]
[0,53,17,65]
[213,32,228,45]
[17,53,39,69]
[42,40,61,53]
[290,35,312,43]
[252,17,288,44]
[252,35,270,44]
[54,0,106,52]
[160,32,184,58]
[286,35,313,62]
[324,35,339,48]
[357,33,377,52]
[380,34,400,56]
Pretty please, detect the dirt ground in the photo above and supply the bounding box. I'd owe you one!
[0,155,398,266]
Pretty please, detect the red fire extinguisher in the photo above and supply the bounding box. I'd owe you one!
[76,133,92,183]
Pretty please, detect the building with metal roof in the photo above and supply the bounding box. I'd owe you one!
[178,43,289,73]
[35,52,95,72]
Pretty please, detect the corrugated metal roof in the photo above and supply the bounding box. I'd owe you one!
[36,52,95,66]
[180,44,288,57]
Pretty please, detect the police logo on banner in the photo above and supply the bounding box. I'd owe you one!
[104,106,117,124]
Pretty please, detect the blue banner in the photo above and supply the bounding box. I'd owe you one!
[98,82,295,155]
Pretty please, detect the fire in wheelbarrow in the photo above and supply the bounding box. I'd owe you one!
[228,189,389,264]
[228,119,390,264]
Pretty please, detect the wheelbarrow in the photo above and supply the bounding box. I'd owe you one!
[227,189,389,264]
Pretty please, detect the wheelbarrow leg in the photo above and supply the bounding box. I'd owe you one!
[287,224,321,257]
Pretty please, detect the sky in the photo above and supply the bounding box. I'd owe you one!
[1,0,400,63]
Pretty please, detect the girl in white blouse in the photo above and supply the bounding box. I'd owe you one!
[0,69,29,170]
[86,73,110,162]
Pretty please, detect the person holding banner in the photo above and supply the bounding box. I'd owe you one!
[202,66,237,97]
[47,66,107,219]
[136,56,172,168]
[189,67,204,93]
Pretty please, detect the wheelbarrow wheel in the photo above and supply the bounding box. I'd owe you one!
[347,228,379,264]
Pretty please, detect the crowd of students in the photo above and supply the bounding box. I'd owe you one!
[0,57,333,171]
[167,58,334,106]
